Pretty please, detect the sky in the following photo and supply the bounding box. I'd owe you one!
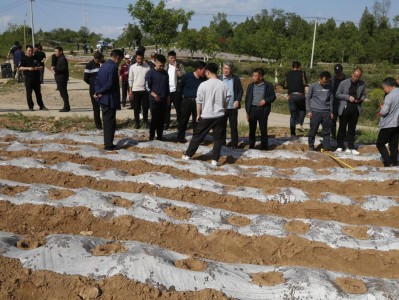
[1,0,398,40]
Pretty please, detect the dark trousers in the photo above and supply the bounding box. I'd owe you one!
[177,97,197,140]
[121,81,128,106]
[308,111,331,149]
[376,127,399,166]
[101,104,116,149]
[89,89,102,129]
[331,99,339,139]
[39,67,44,84]
[133,90,149,125]
[24,76,44,109]
[185,116,224,161]
[249,106,270,150]
[165,91,182,127]
[222,109,239,146]
[149,100,167,139]
[337,105,359,149]
[289,96,306,135]
[56,80,70,109]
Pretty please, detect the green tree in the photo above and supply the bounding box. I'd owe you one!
[117,23,142,49]
[128,0,193,50]
[176,29,199,58]
[198,27,220,60]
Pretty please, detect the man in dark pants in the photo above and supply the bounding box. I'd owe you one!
[331,64,346,140]
[128,51,150,129]
[19,45,48,111]
[376,77,399,167]
[84,51,104,130]
[164,50,185,129]
[306,71,333,151]
[176,60,206,143]
[33,44,46,84]
[119,54,131,107]
[246,68,276,150]
[51,47,70,112]
[283,61,308,137]
[145,54,170,141]
[182,63,230,166]
[336,68,366,155]
[219,61,243,148]
[94,49,124,151]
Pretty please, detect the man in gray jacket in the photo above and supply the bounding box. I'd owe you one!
[376,77,399,167]
[306,71,333,151]
[335,68,366,154]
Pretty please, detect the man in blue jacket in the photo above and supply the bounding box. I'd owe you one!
[94,49,124,151]
[245,68,276,150]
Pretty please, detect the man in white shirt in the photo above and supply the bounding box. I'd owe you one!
[182,63,230,166]
[164,50,185,129]
[128,51,150,128]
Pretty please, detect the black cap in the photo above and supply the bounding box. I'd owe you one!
[334,64,343,73]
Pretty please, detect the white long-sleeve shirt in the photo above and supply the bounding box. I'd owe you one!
[128,62,150,92]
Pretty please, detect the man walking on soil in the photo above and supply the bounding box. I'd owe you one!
[219,61,243,149]
[128,51,150,129]
[119,54,131,107]
[34,44,46,84]
[51,47,70,112]
[84,51,104,130]
[245,68,276,150]
[182,63,230,166]
[376,77,399,167]
[94,49,124,151]
[19,45,48,111]
[335,68,366,154]
[306,71,333,151]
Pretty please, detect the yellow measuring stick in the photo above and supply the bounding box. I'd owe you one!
[320,149,356,170]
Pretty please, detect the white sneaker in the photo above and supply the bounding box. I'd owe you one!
[181,154,190,160]
[350,149,360,155]
[211,160,218,166]
[335,148,343,152]
[345,148,352,154]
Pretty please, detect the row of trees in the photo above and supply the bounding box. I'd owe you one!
[126,0,399,65]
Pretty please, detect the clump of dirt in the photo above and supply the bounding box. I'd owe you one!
[0,185,29,196]
[78,286,101,300]
[48,188,76,200]
[251,271,285,286]
[16,238,43,250]
[91,243,127,256]
[341,226,370,240]
[283,220,310,234]
[174,257,208,272]
[109,196,134,208]
[335,277,367,294]
[164,205,192,220]
[227,215,251,226]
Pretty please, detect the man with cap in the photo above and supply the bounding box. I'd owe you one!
[119,54,131,107]
[331,64,346,140]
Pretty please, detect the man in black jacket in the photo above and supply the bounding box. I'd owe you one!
[84,52,104,129]
[219,61,243,148]
[245,68,276,150]
[51,47,70,112]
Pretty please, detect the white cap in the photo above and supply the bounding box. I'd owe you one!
[124,54,131,59]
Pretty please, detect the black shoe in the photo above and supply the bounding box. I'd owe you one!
[134,123,140,129]
[59,108,70,112]
[104,145,117,151]
[177,138,188,143]
[249,144,255,149]
[39,106,49,111]
[156,136,163,141]
[308,146,316,151]
[164,124,169,130]
[149,136,155,141]
[29,108,34,111]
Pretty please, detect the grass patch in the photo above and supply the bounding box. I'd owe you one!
[0,79,25,94]
[356,128,379,144]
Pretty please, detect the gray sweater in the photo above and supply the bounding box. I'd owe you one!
[305,82,333,113]
[380,87,399,129]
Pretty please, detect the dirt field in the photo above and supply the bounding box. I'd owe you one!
[0,60,399,299]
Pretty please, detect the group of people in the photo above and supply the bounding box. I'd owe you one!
[8,42,70,112]
[302,63,398,167]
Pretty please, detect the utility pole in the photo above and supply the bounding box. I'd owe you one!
[310,19,318,69]
[30,0,35,46]
[23,20,27,46]
[83,0,88,27]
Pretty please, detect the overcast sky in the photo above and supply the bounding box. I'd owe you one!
[1,0,398,40]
